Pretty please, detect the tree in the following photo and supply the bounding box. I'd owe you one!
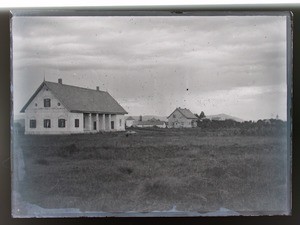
[199,111,206,119]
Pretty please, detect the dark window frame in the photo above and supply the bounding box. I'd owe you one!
[29,119,36,128]
[44,119,51,128]
[44,98,51,107]
[75,119,79,128]
[58,119,66,128]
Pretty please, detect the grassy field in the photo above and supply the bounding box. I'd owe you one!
[14,127,289,214]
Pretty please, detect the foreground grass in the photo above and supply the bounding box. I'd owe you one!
[15,128,289,213]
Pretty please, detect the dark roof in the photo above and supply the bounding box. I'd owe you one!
[126,116,135,121]
[136,120,165,126]
[21,81,127,114]
[167,107,198,119]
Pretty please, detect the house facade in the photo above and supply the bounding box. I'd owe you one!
[21,79,127,135]
[167,107,198,128]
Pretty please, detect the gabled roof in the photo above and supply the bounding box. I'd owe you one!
[21,81,127,114]
[167,107,198,119]
[126,116,135,121]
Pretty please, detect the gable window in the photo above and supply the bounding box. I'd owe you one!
[29,120,36,128]
[173,114,176,118]
[44,119,51,128]
[44,98,51,107]
[75,119,79,128]
[58,119,66,128]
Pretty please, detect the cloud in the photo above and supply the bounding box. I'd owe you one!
[12,15,288,120]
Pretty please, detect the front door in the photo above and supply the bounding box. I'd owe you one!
[111,121,114,130]
[93,121,97,130]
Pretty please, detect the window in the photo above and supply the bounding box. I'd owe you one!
[35,103,37,107]
[57,102,61,106]
[173,114,176,118]
[119,119,122,126]
[75,119,79,128]
[29,120,36,128]
[111,121,114,129]
[44,119,51,128]
[44,98,51,107]
[58,119,65,128]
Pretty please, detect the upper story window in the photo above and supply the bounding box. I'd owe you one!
[119,119,122,126]
[173,114,176,118]
[44,98,51,107]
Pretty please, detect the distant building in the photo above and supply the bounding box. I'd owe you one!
[211,116,222,121]
[21,79,127,135]
[135,118,166,128]
[125,116,135,127]
[167,107,198,128]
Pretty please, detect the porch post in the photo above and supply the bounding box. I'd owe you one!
[96,114,99,131]
[108,114,111,130]
[102,114,106,130]
[88,113,92,131]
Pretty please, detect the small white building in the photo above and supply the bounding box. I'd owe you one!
[125,116,135,127]
[135,118,166,128]
[167,107,198,128]
[21,79,127,135]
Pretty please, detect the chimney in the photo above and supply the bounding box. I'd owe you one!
[96,86,99,91]
[58,78,62,84]
[139,115,142,121]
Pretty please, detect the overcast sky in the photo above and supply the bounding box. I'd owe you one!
[12,15,289,121]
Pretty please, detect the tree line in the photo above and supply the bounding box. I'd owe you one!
[194,111,287,135]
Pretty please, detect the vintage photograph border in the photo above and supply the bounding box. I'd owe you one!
[0,3,299,224]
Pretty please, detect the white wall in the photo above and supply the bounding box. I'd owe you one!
[112,114,125,131]
[24,85,84,134]
[136,124,166,128]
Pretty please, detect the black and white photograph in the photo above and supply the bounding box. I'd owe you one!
[11,11,292,217]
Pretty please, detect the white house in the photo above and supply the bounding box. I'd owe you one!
[125,116,135,127]
[167,107,198,128]
[20,79,127,135]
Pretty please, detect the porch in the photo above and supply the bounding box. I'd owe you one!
[83,113,119,132]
